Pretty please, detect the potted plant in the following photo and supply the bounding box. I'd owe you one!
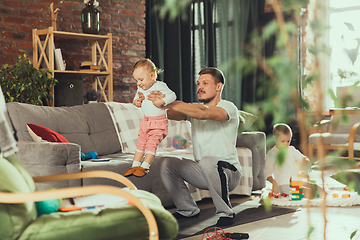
[0,54,58,106]
[84,89,99,103]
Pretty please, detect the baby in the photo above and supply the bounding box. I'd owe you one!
[124,59,176,177]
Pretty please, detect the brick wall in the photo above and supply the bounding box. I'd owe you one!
[0,0,146,103]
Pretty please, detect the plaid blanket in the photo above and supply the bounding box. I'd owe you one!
[0,86,18,157]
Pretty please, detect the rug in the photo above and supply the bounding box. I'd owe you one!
[174,202,298,239]
[261,188,360,207]
[261,170,360,207]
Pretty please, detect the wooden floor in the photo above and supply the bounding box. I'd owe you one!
[172,195,360,240]
[168,170,360,240]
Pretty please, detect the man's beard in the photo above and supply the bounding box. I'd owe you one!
[198,95,215,104]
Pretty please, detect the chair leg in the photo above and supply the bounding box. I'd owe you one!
[308,143,314,161]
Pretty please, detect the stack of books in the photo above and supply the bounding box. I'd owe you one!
[80,62,101,72]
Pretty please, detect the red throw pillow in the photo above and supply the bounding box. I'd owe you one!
[27,124,69,143]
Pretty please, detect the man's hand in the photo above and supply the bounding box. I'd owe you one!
[148,91,165,103]
[152,98,165,108]
[147,90,166,108]
[133,92,145,108]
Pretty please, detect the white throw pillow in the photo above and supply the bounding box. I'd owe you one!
[105,102,143,153]
[27,125,48,142]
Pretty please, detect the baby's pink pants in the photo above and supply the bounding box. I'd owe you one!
[136,114,168,155]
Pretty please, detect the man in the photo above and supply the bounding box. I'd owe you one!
[148,67,241,227]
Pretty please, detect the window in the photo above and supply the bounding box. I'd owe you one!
[192,1,205,83]
[328,1,360,108]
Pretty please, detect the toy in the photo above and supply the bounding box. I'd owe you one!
[202,227,249,239]
[332,193,351,198]
[35,199,59,216]
[289,176,304,201]
[268,191,287,198]
[81,151,98,161]
[35,188,62,216]
[173,136,187,149]
[288,171,311,201]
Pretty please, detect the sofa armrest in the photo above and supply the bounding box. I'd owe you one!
[17,141,81,190]
[236,131,266,191]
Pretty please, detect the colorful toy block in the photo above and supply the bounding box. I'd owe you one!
[289,176,304,201]
[332,193,351,198]
[173,136,187,149]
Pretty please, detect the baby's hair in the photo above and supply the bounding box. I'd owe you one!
[132,58,163,77]
[273,123,292,138]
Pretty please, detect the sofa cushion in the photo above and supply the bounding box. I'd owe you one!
[105,102,192,153]
[162,120,192,149]
[27,124,69,143]
[329,114,360,135]
[6,102,121,156]
[0,154,37,240]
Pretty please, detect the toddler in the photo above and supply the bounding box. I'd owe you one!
[264,123,316,198]
[124,59,176,177]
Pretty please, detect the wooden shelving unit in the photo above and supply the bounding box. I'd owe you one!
[32,27,113,107]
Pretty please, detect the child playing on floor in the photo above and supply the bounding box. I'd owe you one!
[124,58,176,178]
[264,123,319,198]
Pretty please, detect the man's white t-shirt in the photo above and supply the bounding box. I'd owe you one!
[264,146,306,186]
[189,100,241,172]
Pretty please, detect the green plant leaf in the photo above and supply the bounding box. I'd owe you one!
[263,20,279,40]
[276,146,287,167]
[0,55,57,105]
[263,197,272,213]
[350,230,357,239]
[307,226,315,237]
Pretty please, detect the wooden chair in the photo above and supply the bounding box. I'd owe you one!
[308,109,360,161]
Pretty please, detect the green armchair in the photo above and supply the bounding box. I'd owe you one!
[0,154,178,240]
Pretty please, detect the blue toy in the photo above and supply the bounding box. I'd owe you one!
[35,199,59,216]
[173,136,187,149]
[81,151,98,161]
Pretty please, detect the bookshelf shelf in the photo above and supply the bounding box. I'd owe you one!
[32,27,113,106]
[53,70,110,75]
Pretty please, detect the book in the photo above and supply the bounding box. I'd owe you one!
[59,193,129,210]
[54,48,65,71]
[81,61,96,66]
[80,65,100,70]
[79,65,101,72]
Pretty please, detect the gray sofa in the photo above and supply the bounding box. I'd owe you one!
[6,101,266,207]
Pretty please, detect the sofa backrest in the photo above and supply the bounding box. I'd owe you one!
[6,102,121,155]
[105,102,192,153]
